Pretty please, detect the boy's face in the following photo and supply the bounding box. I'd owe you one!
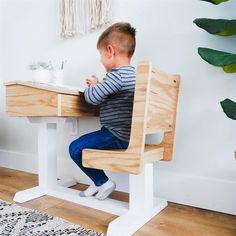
[98,46,115,72]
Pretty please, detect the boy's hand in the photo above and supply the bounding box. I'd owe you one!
[86,75,99,87]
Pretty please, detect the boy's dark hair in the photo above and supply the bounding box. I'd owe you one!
[97,22,136,57]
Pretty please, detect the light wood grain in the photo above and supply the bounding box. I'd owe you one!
[83,61,181,173]
[1,167,235,236]
[59,94,99,117]
[146,68,180,134]
[4,82,99,117]
[143,144,164,163]
[6,84,58,116]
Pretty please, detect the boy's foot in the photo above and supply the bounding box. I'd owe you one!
[79,183,99,197]
[95,180,116,200]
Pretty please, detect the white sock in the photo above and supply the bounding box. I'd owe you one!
[79,183,99,197]
[95,180,116,200]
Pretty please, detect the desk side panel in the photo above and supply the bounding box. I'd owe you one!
[6,85,58,116]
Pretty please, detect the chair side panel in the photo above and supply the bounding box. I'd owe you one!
[129,61,152,155]
[83,61,153,174]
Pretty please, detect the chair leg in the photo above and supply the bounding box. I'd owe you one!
[107,164,167,236]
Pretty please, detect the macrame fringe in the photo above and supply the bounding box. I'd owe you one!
[59,0,112,38]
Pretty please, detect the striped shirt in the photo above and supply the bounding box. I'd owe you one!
[84,65,136,142]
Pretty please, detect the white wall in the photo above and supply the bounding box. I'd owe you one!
[0,0,236,215]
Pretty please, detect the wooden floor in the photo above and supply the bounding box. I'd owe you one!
[0,167,235,236]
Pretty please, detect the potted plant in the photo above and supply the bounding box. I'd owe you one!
[29,61,54,83]
[193,0,236,120]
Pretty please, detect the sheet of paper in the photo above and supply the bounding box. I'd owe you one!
[29,81,86,93]
[53,83,86,93]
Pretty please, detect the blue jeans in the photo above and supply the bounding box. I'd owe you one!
[69,127,129,186]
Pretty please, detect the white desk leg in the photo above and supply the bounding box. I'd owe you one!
[14,118,59,203]
[107,164,168,236]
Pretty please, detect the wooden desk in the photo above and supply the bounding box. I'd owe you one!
[4,81,128,217]
[5,81,98,117]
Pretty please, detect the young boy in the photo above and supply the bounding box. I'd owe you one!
[69,22,136,200]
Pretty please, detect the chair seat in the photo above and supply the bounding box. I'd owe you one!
[83,148,141,174]
[83,144,164,174]
[143,144,164,163]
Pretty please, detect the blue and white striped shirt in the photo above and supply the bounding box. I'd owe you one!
[84,65,136,142]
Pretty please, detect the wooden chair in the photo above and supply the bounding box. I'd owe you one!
[82,61,180,236]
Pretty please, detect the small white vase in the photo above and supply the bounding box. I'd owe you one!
[32,69,51,83]
[52,70,64,85]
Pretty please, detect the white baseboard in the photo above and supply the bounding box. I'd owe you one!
[0,149,235,215]
[0,149,37,174]
[156,171,236,216]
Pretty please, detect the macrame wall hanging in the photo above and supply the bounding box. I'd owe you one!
[59,0,112,38]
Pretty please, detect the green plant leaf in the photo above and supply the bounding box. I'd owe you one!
[198,47,236,73]
[223,64,236,73]
[194,18,236,36]
[200,0,230,4]
[220,99,236,120]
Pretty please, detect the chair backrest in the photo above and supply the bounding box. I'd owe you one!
[128,61,180,161]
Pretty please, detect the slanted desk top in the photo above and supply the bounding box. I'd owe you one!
[4,81,99,117]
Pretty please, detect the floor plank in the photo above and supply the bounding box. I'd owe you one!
[0,167,235,235]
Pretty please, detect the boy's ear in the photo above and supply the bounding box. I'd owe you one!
[107,44,115,56]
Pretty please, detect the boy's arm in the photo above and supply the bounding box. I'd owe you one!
[84,71,122,105]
